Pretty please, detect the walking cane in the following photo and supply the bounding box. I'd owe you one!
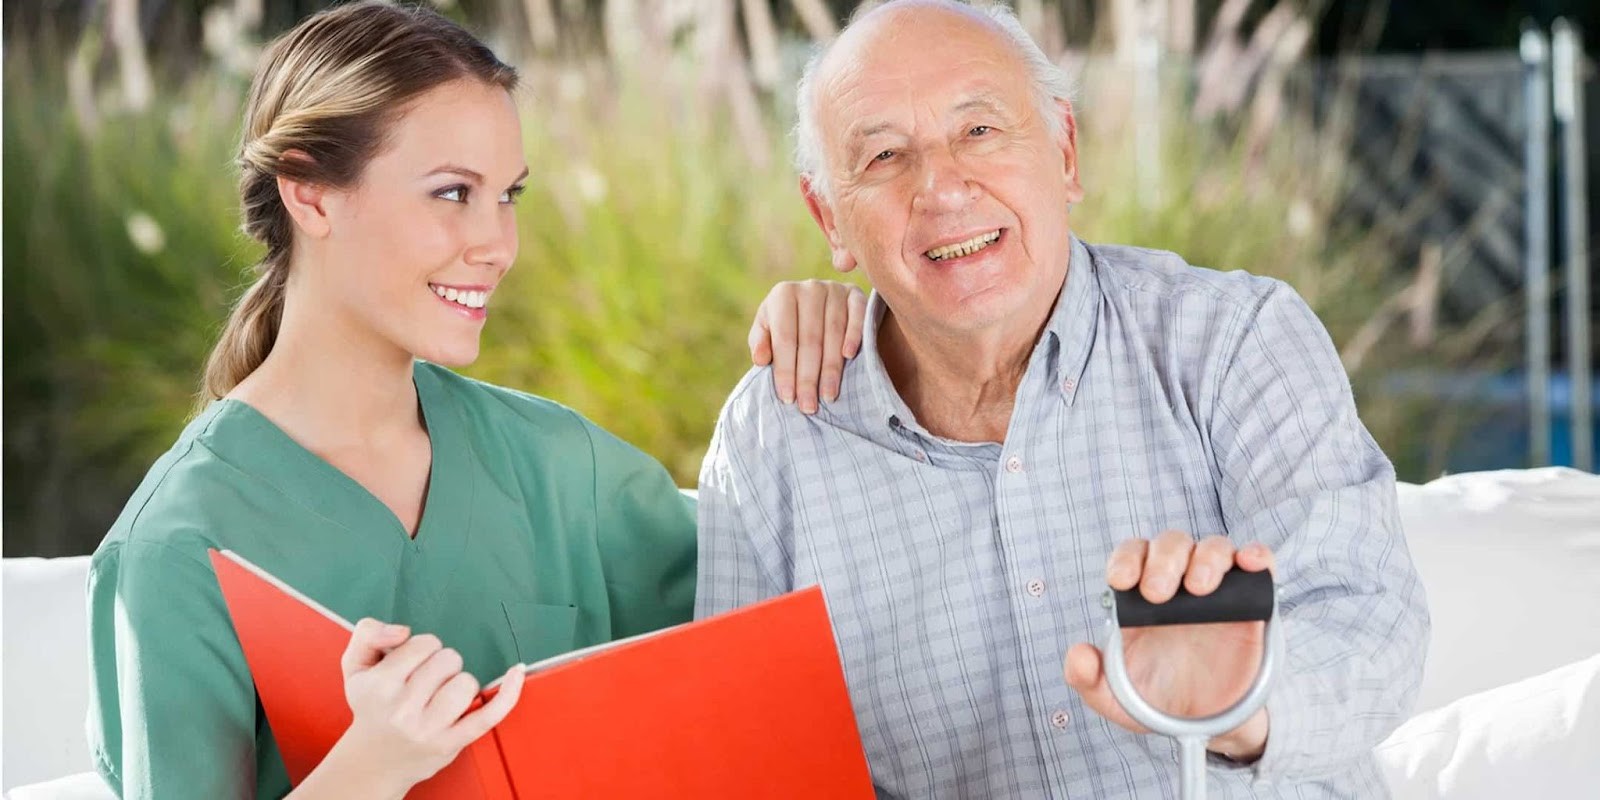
[1101,567,1283,800]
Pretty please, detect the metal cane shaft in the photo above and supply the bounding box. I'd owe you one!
[1179,736,1208,800]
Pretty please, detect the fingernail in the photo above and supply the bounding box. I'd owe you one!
[825,383,839,402]
[780,389,794,404]
[801,400,818,414]
[385,624,409,636]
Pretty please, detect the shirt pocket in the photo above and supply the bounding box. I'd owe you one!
[499,601,579,665]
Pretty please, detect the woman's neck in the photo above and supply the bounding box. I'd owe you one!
[228,300,423,451]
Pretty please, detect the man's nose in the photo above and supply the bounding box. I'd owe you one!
[911,149,979,214]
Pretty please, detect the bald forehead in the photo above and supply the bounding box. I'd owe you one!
[814,1,1024,97]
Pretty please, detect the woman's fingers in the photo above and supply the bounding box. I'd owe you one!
[341,618,410,677]
[446,663,525,749]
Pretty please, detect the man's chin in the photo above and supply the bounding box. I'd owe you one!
[928,287,1032,332]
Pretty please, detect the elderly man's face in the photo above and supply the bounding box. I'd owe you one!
[805,7,1083,335]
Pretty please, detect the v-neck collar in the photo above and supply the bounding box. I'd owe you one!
[204,361,477,561]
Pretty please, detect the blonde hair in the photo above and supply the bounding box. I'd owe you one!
[201,0,517,402]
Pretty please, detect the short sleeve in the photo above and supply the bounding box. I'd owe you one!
[582,419,698,639]
[87,540,274,798]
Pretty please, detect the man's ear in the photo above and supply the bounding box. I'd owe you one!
[276,150,333,239]
[801,175,859,273]
[1055,99,1085,205]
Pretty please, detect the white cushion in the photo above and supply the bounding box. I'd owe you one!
[2,471,1594,795]
[1376,653,1600,799]
[2,557,94,791]
[3,773,115,800]
[1394,467,1600,713]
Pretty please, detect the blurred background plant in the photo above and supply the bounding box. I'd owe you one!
[5,0,1595,555]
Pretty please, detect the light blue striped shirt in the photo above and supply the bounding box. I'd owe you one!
[696,237,1429,798]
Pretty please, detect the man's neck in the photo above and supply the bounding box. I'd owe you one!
[878,292,1060,444]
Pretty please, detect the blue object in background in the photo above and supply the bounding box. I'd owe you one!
[1378,370,1600,474]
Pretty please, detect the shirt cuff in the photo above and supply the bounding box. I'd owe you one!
[1236,660,1316,785]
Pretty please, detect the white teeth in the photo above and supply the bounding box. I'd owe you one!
[430,284,490,310]
[925,229,1001,261]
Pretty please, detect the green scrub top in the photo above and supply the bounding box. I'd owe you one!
[86,361,697,798]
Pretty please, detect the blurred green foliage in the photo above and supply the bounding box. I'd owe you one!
[3,41,1495,556]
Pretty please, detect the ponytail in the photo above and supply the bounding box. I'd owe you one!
[199,258,287,403]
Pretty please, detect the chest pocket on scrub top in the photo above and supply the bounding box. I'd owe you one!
[499,601,579,665]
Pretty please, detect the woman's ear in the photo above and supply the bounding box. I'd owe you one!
[276,150,332,239]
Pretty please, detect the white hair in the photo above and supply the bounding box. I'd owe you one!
[794,0,1077,201]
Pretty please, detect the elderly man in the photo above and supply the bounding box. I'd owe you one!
[696,1,1428,797]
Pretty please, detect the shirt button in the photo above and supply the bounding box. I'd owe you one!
[1062,378,1076,392]
[1026,579,1045,597]
[1051,709,1071,729]
[913,449,927,462]
[1005,455,1024,473]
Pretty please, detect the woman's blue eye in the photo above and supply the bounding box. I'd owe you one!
[970,125,992,136]
[874,150,895,162]
[437,186,468,203]
[501,185,527,204]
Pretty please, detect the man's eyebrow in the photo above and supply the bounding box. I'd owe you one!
[952,92,1008,117]
[844,121,898,163]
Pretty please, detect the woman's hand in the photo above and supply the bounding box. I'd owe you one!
[293,619,524,799]
[749,280,867,414]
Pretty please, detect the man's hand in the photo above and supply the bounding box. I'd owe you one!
[1063,530,1275,762]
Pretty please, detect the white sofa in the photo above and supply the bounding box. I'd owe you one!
[5,469,1599,798]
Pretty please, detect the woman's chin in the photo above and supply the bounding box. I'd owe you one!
[411,339,481,368]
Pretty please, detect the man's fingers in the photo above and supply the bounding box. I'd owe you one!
[1106,539,1148,591]
[341,618,410,677]
[843,286,867,358]
[1062,643,1146,735]
[1140,530,1194,605]
[1185,535,1236,596]
[818,286,849,403]
[794,282,827,414]
[447,664,525,748]
[1235,542,1276,577]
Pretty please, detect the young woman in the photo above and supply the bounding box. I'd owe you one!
[85,3,862,797]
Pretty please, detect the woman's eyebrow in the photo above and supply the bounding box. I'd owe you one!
[425,164,531,187]
[425,164,485,183]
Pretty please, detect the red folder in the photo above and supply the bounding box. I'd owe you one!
[208,549,874,798]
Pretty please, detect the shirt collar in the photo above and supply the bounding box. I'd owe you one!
[1047,235,1100,405]
[856,235,1102,433]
